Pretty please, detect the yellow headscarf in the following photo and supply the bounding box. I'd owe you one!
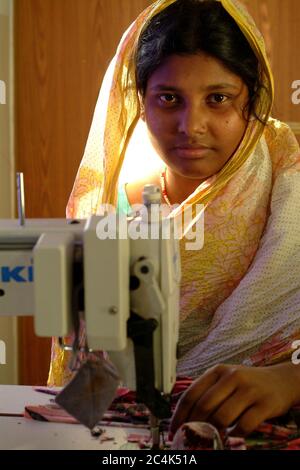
[50,0,300,385]
[66,0,274,219]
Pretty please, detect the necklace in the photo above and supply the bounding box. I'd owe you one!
[160,169,172,207]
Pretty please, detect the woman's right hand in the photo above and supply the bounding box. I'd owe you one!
[170,362,300,437]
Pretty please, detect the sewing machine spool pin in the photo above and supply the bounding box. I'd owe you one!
[16,172,26,226]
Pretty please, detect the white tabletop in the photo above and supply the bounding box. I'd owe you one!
[0,385,60,415]
[0,385,150,450]
[0,417,149,450]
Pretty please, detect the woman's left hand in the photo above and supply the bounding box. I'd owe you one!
[170,363,300,437]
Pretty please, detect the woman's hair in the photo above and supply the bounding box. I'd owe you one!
[135,0,269,123]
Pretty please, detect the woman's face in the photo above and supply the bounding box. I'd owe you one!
[142,53,249,181]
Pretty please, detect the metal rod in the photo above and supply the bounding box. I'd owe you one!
[16,172,25,226]
[150,414,161,449]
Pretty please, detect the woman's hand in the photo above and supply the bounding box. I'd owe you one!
[170,363,300,437]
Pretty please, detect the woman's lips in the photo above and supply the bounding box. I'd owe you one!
[173,146,212,159]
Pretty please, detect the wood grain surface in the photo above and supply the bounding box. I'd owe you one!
[15,0,153,385]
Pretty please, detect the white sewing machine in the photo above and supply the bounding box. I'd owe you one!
[0,180,180,447]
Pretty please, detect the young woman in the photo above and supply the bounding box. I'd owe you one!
[49,0,300,436]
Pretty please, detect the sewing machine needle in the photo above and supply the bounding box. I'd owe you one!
[150,414,161,449]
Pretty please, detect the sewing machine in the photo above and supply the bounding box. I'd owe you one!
[0,180,180,448]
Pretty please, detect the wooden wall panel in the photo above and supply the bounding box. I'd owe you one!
[15,0,153,385]
[15,0,153,219]
[243,0,300,141]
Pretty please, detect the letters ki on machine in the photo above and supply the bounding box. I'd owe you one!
[0,174,181,448]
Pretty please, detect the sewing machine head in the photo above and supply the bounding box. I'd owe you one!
[0,183,181,447]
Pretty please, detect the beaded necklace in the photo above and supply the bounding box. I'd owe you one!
[160,169,172,207]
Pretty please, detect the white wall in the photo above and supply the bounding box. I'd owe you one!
[0,0,18,384]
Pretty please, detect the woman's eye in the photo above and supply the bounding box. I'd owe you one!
[158,94,178,105]
[208,93,228,104]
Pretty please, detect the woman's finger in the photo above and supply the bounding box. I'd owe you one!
[187,372,241,424]
[230,402,271,436]
[204,387,257,430]
[170,366,222,434]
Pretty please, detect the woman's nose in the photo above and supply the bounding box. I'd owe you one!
[177,104,208,136]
